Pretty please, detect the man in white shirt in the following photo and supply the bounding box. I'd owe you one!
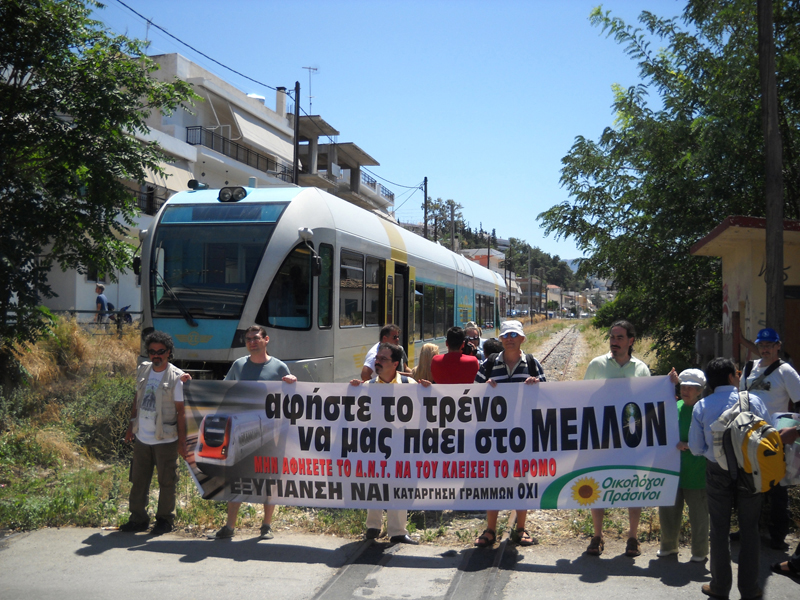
[737,327,800,550]
[120,331,188,535]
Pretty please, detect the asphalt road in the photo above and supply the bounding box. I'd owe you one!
[1,528,798,599]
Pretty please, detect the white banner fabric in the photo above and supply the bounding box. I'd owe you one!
[183,376,680,510]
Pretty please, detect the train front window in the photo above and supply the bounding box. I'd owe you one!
[151,203,285,319]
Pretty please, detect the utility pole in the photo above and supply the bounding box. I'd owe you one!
[423,177,428,239]
[450,202,455,251]
[302,66,317,113]
[528,248,532,325]
[292,81,300,185]
[757,0,785,341]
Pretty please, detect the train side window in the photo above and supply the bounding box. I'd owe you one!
[434,286,445,338]
[340,249,364,327]
[414,283,423,341]
[365,256,383,326]
[318,244,333,328]
[257,244,312,330]
[423,284,435,340]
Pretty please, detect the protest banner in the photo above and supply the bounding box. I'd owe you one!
[183,376,679,510]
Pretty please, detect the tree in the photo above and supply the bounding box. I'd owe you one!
[538,1,800,365]
[421,196,465,248]
[0,0,196,378]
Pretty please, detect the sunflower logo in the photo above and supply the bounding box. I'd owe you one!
[571,477,601,506]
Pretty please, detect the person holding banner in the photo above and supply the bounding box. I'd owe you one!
[361,324,412,381]
[688,358,769,600]
[473,320,545,548]
[351,343,429,544]
[120,331,188,535]
[658,368,708,562]
[208,325,297,541]
[583,320,650,557]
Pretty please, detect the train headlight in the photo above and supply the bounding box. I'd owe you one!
[218,186,247,202]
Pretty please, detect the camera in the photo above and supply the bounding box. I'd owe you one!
[462,341,476,356]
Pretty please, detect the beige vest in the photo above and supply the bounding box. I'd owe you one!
[132,362,183,441]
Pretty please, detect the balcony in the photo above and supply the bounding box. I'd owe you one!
[186,126,293,183]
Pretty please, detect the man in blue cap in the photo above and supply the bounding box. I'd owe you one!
[738,327,800,550]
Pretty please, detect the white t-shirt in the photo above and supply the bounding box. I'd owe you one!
[740,360,800,416]
[136,369,184,445]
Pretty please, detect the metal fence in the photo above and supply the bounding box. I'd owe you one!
[52,310,143,339]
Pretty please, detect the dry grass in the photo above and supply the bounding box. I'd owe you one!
[15,319,139,386]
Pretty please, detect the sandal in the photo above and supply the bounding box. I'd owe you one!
[474,528,496,548]
[510,528,534,546]
[586,535,604,555]
[771,561,800,579]
[625,536,641,557]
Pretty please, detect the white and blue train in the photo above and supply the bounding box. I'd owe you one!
[138,184,506,381]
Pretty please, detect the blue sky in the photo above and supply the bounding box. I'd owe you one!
[97,0,686,261]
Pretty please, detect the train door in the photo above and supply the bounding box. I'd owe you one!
[394,263,409,354]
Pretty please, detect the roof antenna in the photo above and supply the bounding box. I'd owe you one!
[302,66,318,113]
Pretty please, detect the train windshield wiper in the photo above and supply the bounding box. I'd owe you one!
[153,270,199,328]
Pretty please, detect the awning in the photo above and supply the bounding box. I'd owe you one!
[231,106,295,163]
[145,162,193,194]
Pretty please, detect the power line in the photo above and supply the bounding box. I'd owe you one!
[114,0,423,200]
[113,0,278,92]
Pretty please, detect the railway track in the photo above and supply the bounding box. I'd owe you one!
[536,326,581,381]
[311,532,519,600]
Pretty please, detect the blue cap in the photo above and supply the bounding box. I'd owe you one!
[755,328,780,344]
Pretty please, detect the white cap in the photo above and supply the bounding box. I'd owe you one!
[678,368,706,388]
[499,320,525,338]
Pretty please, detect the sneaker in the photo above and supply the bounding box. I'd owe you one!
[656,549,678,557]
[625,537,641,557]
[118,520,149,533]
[150,518,173,536]
[208,525,235,540]
[259,524,274,540]
[690,555,707,563]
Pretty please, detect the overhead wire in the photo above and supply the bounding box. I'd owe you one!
[113,0,423,201]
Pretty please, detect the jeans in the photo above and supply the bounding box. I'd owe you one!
[706,461,762,598]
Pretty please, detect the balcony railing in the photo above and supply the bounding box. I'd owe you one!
[359,171,394,204]
[186,126,293,183]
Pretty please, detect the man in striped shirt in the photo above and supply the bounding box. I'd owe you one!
[473,320,545,548]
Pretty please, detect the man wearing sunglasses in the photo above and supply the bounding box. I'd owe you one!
[120,331,188,535]
[209,325,297,541]
[361,324,411,381]
[735,328,800,551]
[351,343,430,544]
[473,320,545,548]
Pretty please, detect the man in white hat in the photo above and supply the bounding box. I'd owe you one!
[473,320,545,548]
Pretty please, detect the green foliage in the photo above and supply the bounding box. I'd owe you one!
[502,238,580,290]
[0,0,197,372]
[63,375,135,460]
[538,1,800,363]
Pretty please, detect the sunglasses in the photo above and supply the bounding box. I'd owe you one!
[148,348,168,356]
[467,336,480,341]
[500,332,521,339]
[245,336,263,343]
